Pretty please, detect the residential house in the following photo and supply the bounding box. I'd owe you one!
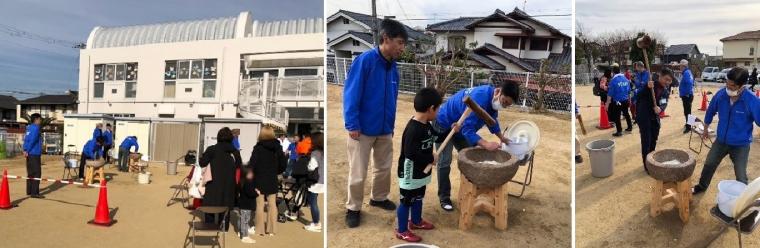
[662,44,702,64]
[721,30,760,68]
[0,95,18,122]
[17,91,78,124]
[425,8,571,73]
[326,10,430,58]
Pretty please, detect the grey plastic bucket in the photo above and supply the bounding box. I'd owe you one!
[167,161,178,175]
[585,139,615,178]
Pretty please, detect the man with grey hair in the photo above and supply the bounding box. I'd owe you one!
[678,59,694,134]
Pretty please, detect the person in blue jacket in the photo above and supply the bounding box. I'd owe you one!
[632,61,649,122]
[433,81,519,211]
[78,136,104,180]
[678,60,695,134]
[103,124,114,164]
[93,123,103,141]
[117,136,139,172]
[343,19,407,228]
[232,128,241,151]
[22,113,43,198]
[606,64,633,137]
[693,67,760,194]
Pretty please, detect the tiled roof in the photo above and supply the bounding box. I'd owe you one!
[0,95,18,110]
[468,53,506,70]
[327,31,373,47]
[426,17,482,32]
[474,43,536,71]
[427,8,569,39]
[665,44,699,55]
[20,92,77,105]
[332,10,429,41]
[721,30,760,41]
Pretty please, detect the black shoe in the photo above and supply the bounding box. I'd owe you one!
[625,127,633,132]
[612,132,623,137]
[30,194,45,199]
[575,155,583,164]
[683,126,691,134]
[346,210,361,228]
[692,185,706,195]
[440,199,454,211]
[369,199,396,210]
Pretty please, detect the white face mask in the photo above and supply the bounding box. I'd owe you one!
[727,88,741,97]
[492,99,504,111]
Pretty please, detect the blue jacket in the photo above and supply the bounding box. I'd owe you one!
[119,136,139,152]
[704,88,760,146]
[23,123,42,156]
[679,68,694,96]
[232,137,240,150]
[343,48,399,136]
[103,130,113,146]
[83,139,103,159]
[607,74,631,102]
[436,85,501,145]
[93,128,102,141]
[633,71,649,97]
[287,142,297,160]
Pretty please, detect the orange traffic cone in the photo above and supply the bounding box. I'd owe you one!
[597,103,612,129]
[88,180,116,226]
[0,169,12,210]
[699,91,708,111]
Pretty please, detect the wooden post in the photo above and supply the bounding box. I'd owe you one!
[650,179,663,217]
[650,176,692,223]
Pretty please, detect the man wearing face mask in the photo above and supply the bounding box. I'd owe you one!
[343,19,407,228]
[432,81,520,211]
[693,67,760,194]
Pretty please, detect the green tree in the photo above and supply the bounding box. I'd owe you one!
[629,32,658,65]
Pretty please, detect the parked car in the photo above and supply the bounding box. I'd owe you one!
[701,67,720,81]
[716,68,730,82]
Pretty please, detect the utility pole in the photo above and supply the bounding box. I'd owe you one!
[371,0,379,46]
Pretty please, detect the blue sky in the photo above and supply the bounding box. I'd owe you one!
[0,0,323,99]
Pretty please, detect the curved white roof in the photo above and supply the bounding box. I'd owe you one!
[89,15,239,49]
[252,18,323,37]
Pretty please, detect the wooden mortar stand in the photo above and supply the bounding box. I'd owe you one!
[458,171,508,230]
[650,176,692,223]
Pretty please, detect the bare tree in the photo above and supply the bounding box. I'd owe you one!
[416,34,478,96]
[532,58,570,112]
[576,21,598,80]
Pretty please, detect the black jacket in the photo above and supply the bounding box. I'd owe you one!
[237,172,258,210]
[249,139,287,195]
[636,81,666,123]
[199,142,242,208]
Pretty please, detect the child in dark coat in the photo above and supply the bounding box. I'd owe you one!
[237,166,257,244]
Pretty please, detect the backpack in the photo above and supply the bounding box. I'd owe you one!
[291,154,311,177]
[593,77,601,96]
[307,160,320,183]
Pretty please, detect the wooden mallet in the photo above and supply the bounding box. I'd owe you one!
[636,34,658,110]
[424,96,497,173]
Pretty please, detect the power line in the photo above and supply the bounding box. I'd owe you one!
[0,23,83,48]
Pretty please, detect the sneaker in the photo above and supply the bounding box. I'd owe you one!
[440,199,454,211]
[30,194,45,199]
[692,185,706,195]
[395,230,422,242]
[248,226,255,235]
[625,127,633,132]
[346,210,361,228]
[612,132,623,137]
[575,155,583,164]
[241,237,256,244]
[286,211,298,221]
[409,219,435,230]
[304,223,322,232]
[369,199,397,211]
[683,125,691,134]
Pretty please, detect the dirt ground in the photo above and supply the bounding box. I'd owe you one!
[326,84,572,247]
[0,156,323,248]
[575,84,760,248]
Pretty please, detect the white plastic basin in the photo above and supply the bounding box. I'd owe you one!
[717,180,747,217]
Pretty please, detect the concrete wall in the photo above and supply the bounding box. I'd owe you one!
[723,39,760,68]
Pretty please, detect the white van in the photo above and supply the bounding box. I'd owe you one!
[702,67,720,81]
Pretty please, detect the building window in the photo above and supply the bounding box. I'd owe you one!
[352,40,360,46]
[158,114,174,118]
[529,38,549,51]
[94,62,137,99]
[203,80,216,98]
[502,37,520,49]
[125,82,137,98]
[164,81,176,98]
[745,61,751,66]
[448,36,466,51]
[751,47,755,56]
[343,18,349,24]
[165,59,217,98]
[284,68,319,77]
[94,82,104,98]
[249,69,279,78]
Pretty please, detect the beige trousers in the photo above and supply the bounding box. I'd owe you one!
[345,134,394,211]
[255,194,277,235]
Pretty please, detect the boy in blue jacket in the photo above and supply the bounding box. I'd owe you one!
[693,67,760,194]
[118,136,139,172]
[606,65,633,136]
[343,19,407,228]
[679,60,695,133]
[433,81,519,211]
[23,113,43,198]
[79,137,104,180]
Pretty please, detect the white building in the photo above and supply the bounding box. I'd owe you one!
[721,30,760,69]
[78,11,324,135]
[326,10,430,58]
[426,8,570,73]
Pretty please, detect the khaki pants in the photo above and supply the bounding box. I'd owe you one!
[255,194,277,235]
[345,134,393,211]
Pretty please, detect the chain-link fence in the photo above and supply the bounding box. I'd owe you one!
[328,57,572,113]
